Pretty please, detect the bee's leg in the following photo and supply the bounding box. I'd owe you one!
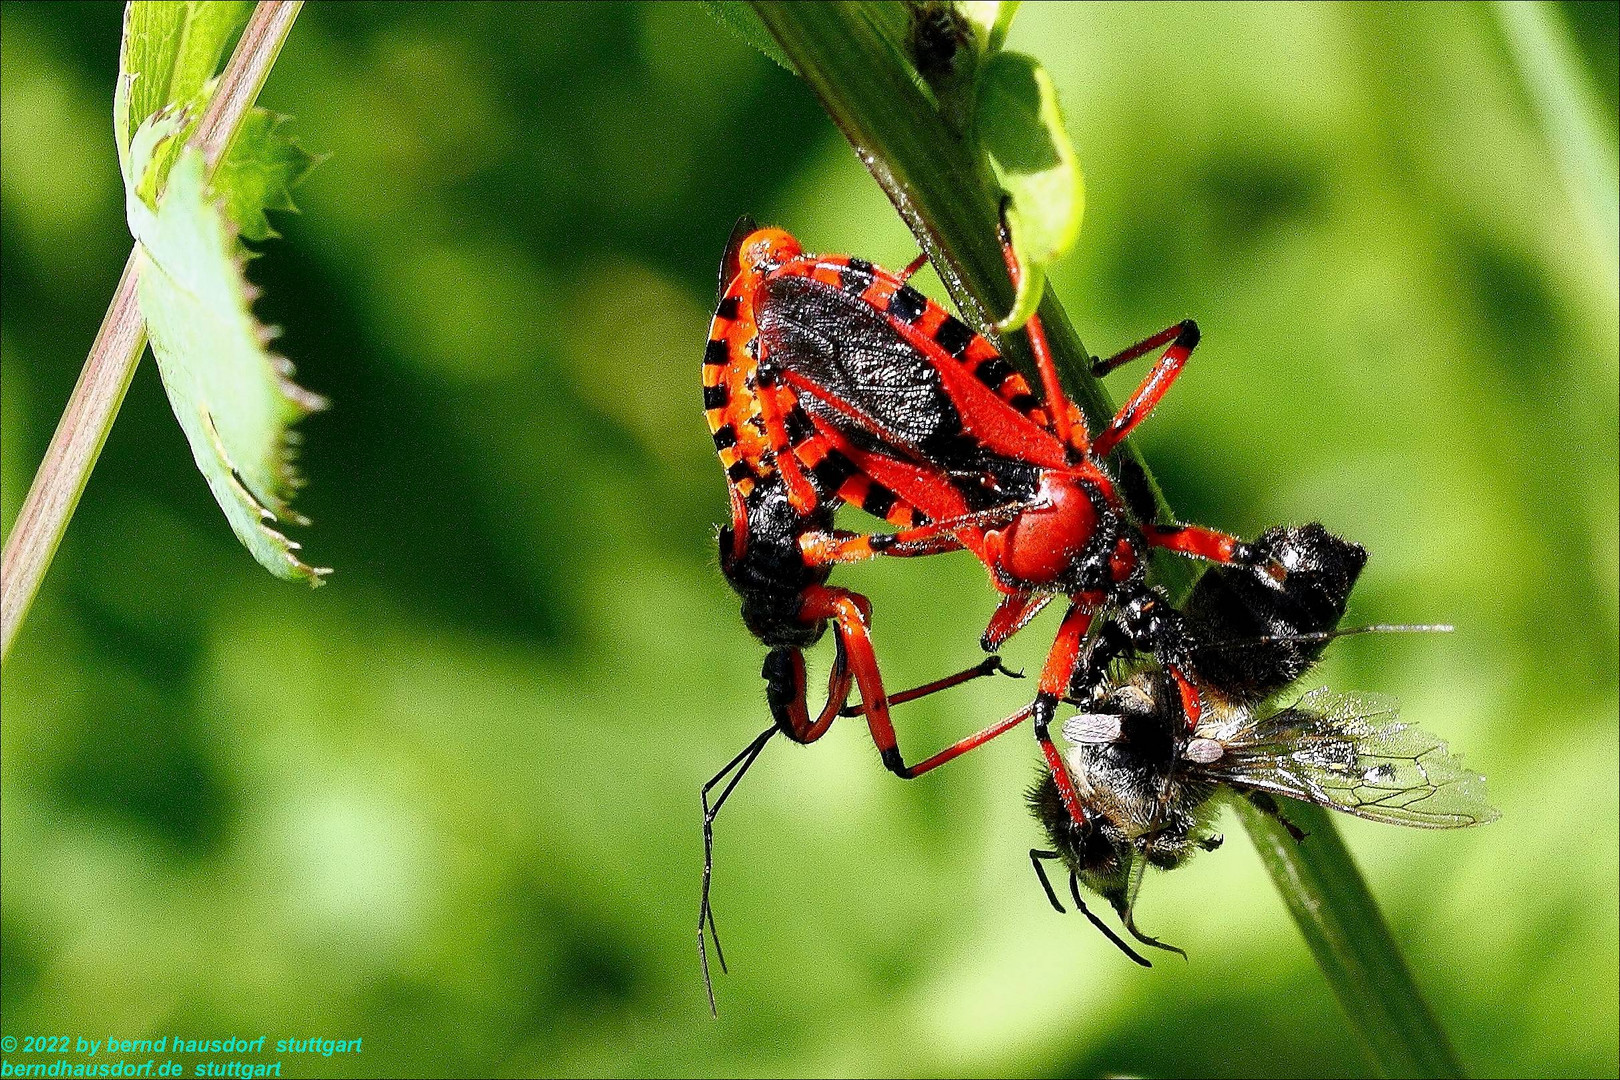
[1074,875,1151,967]
[1116,902,1189,962]
[1029,849,1067,913]
[1248,791,1308,842]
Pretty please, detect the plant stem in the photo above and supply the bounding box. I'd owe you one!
[0,0,303,665]
[751,3,1464,1074]
[754,0,1194,600]
[1236,799,1465,1077]
[193,0,303,171]
[1,253,145,662]
[1493,0,1620,300]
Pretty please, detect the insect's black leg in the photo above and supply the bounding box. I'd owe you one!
[1070,872,1151,967]
[698,725,776,1016]
[1030,849,1067,913]
[1248,791,1308,842]
[1112,893,1188,962]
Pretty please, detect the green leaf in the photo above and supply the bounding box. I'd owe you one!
[123,111,328,584]
[115,1,251,190]
[956,0,1019,53]
[214,108,320,242]
[703,2,798,72]
[976,50,1082,330]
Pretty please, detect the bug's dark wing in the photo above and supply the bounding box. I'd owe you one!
[1195,688,1499,828]
[758,274,985,470]
[717,215,758,302]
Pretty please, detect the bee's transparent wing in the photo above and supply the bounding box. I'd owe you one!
[1195,688,1500,828]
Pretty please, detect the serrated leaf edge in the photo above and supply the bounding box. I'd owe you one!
[125,118,328,585]
[198,406,330,584]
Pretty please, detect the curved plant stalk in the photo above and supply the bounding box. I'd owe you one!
[749,0,1198,600]
[750,3,1464,1075]
[1493,0,1619,301]
[1237,799,1465,1077]
[1,251,146,663]
[0,0,303,664]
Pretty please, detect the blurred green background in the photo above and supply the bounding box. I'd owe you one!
[3,2,1616,1077]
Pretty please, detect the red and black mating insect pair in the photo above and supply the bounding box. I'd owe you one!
[1030,523,1496,964]
[703,215,1023,784]
[699,211,1287,1009]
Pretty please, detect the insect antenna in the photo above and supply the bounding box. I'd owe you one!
[1070,870,1151,967]
[1189,623,1455,655]
[698,724,777,1017]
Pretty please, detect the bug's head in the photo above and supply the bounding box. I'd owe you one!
[1118,592,1176,652]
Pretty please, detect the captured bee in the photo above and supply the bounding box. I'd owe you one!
[1028,523,1497,964]
[1029,670,1499,963]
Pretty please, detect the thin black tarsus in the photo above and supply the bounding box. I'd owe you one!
[1029,848,1067,913]
[1031,848,1151,966]
[1072,872,1152,968]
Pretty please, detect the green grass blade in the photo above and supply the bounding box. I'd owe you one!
[1494,0,1619,299]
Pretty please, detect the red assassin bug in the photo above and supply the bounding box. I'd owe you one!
[733,212,1285,835]
[1029,524,1494,963]
[700,217,1022,1013]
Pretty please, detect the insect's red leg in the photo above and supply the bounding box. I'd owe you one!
[1167,663,1204,731]
[1141,522,1281,578]
[839,655,1018,717]
[1032,602,1095,827]
[1091,320,1200,459]
[890,704,1033,778]
[897,252,930,283]
[752,379,820,514]
[981,591,1054,651]
[798,501,1029,567]
[1090,320,1194,377]
[797,495,1036,569]
[701,627,1007,1013]
[724,485,749,562]
[763,638,854,745]
[802,585,1029,779]
[998,227,1087,455]
[798,524,965,567]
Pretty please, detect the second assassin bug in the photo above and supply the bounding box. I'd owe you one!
[1027,523,1494,963]
[700,217,1026,1013]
